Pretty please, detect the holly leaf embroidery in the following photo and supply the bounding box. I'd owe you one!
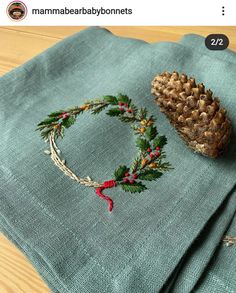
[121,181,147,193]
[63,116,76,128]
[146,126,158,141]
[138,169,163,181]
[103,95,118,105]
[136,138,150,151]
[107,107,122,116]
[117,94,131,105]
[153,136,167,148]
[114,165,129,181]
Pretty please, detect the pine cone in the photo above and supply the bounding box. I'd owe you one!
[151,71,231,158]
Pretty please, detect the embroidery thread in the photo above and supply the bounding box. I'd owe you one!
[223,235,236,247]
[37,94,172,212]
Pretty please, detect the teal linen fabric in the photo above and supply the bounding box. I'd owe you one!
[162,190,236,293]
[194,214,236,293]
[175,34,236,293]
[0,27,236,293]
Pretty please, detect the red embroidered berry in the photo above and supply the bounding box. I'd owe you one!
[147,148,152,153]
[124,103,128,108]
[155,151,160,157]
[132,173,138,179]
[59,112,69,119]
[129,179,135,184]
[150,153,155,158]
[127,108,133,113]
[156,146,160,150]
[118,102,123,106]
[119,107,125,112]
[123,178,129,183]
[124,172,130,177]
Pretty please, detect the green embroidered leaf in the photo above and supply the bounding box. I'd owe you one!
[136,138,150,151]
[138,169,162,181]
[103,96,118,105]
[146,126,158,141]
[130,156,142,173]
[153,136,167,148]
[63,116,76,128]
[59,127,65,138]
[114,165,129,181]
[37,117,58,126]
[157,162,172,172]
[107,107,122,116]
[129,103,138,115]
[92,104,109,114]
[67,106,83,114]
[119,116,136,123]
[117,94,131,105]
[130,124,138,131]
[137,107,147,120]
[36,124,47,130]
[48,111,64,117]
[121,181,147,193]
[40,129,53,139]
[148,115,156,123]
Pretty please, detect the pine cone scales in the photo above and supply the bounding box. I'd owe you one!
[151,71,231,158]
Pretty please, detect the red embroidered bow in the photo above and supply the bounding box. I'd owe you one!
[95,180,116,212]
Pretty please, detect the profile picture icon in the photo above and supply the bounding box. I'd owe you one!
[7,1,27,21]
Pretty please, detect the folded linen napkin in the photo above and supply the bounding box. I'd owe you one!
[171,34,236,293]
[0,27,235,293]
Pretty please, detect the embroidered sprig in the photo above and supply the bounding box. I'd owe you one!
[37,94,172,212]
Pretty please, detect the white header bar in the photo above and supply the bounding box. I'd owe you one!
[0,0,235,26]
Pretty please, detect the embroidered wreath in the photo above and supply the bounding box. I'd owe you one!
[37,94,171,212]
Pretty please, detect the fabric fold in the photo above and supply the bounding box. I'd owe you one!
[161,188,236,292]
[194,213,236,292]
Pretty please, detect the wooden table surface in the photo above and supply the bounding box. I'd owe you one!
[0,26,235,293]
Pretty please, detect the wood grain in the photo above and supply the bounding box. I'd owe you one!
[0,26,236,75]
[0,235,50,293]
[0,26,235,293]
